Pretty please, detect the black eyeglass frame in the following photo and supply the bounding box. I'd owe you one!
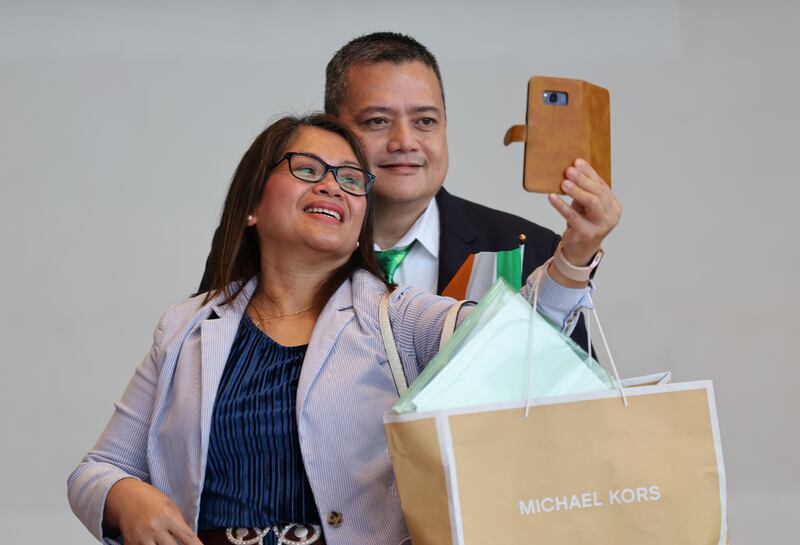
[272,152,376,196]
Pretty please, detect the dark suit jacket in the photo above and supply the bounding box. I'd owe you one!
[435,188,589,349]
[435,187,560,293]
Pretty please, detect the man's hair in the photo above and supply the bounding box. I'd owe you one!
[325,32,445,116]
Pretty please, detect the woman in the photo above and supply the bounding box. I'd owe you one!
[68,114,597,545]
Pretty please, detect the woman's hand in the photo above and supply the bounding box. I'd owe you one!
[104,478,204,545]
[547,158,622,281]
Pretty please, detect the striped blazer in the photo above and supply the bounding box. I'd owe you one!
[68,268,587,545]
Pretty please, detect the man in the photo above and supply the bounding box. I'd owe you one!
[322,32,620,339]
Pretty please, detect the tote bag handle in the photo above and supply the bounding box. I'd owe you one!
[524,259,628,418]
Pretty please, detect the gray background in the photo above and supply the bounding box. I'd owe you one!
[1,0,797,542]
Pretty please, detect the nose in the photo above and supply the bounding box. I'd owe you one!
[312,171,343,197]
[387,119,417,153]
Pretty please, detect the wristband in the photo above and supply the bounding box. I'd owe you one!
[553,242,603,282]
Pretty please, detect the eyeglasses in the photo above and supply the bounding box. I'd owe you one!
[273,152,376,196]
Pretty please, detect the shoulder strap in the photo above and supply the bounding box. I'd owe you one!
[379,292,470,396]
[440,300,471,347]
[379,292,407,395]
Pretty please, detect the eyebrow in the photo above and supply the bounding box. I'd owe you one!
[356,105,442,116]
[412,106,442,115]
[325,156,361,169]
[288,151,360,169]
[322,157,361,169]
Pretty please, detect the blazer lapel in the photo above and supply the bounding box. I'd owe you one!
[296,277,354,417]
[436,188,480,293]
[198,279,256,460]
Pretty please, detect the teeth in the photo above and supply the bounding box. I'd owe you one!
[304,207,341,221]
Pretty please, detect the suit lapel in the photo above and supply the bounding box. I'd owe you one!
[436,188,480,293]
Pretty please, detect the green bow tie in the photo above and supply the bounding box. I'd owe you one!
[376,242,416,284]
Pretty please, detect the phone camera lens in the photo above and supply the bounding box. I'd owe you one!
[548,93,559,104]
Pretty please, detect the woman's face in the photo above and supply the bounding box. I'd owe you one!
[251,126,367,264]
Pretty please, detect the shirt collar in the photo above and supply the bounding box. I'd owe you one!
[375,198,440,258]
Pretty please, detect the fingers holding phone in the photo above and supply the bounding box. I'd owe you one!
[548,158,621,267]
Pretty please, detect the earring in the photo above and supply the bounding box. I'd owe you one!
[355,241,360,249]
[246,214,255,225]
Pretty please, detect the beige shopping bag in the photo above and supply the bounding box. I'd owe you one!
[384,381,727,545]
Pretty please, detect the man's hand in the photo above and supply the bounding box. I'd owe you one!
[548,158,621,268]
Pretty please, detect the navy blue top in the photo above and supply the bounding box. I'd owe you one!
[198,313,320,530]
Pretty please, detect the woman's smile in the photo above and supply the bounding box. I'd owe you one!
[303,201,345,223]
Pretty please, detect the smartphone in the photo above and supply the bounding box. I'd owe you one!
[504,76,611,194]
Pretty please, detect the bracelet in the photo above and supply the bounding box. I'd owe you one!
[552,242,603,282]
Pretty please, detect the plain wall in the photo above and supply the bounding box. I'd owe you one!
[1,0,798,542]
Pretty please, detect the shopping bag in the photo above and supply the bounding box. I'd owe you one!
[383,275,727,544]
[384,382,728,545]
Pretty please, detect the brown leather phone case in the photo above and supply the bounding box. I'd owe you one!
[504,76,611,194]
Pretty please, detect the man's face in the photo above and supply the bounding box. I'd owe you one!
[336,61,448,210]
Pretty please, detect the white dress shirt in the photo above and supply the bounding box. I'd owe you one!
[374,198,440,294]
